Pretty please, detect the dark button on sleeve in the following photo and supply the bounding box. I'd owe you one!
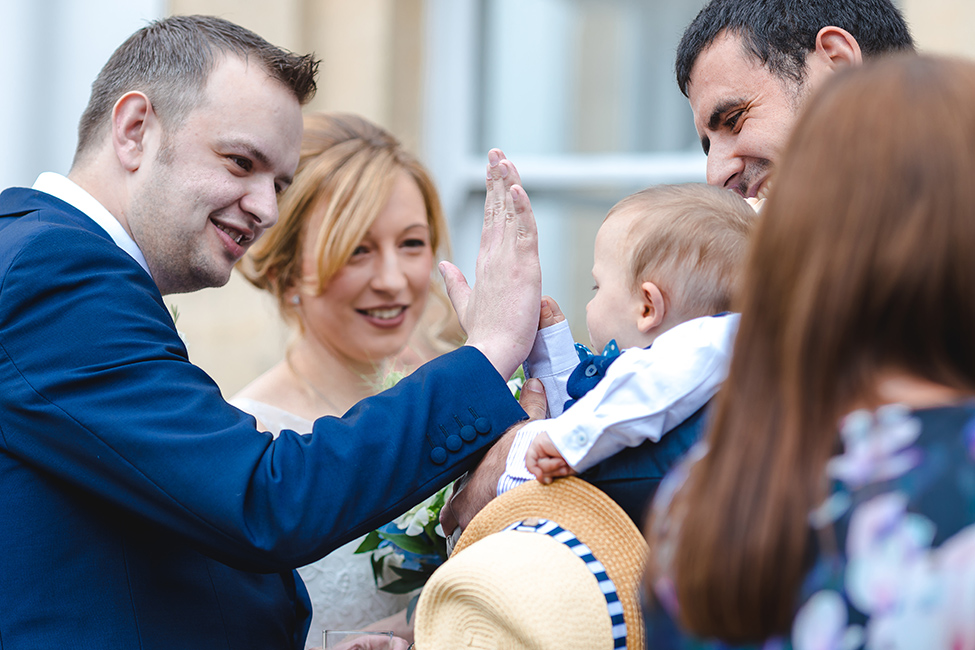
[474,417,491,435]
[460,425,476,442]
[430,447,447,464]
[445,435,462,452]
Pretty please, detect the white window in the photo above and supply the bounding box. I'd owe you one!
[423,0,707,339]
[0,0,165,191]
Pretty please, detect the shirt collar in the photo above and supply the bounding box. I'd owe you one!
[31,172,152,279]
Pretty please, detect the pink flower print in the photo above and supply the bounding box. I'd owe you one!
[828,406,922,489]
[793,590,864,650]
[863,541,968,650]
[920,525,975,649]
[845,493,935,616]
[843,501,975,649]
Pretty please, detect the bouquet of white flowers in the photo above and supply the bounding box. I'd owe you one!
[353,485,450,620]
[354,366,526,619]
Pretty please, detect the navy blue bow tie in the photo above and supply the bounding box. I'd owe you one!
[563,340,620,411]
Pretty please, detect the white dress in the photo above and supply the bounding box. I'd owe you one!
[230,397,412,649]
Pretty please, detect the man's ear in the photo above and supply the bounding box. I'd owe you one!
[813,26,863,70]
[637,281,666,334]
[111,91,154,172]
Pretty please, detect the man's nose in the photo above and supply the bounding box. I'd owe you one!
[705,139,744,191]
[240,178,280,228]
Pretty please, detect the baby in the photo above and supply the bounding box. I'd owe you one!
[498,183,756,493]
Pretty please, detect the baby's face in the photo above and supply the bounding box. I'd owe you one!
[586,211,645,353]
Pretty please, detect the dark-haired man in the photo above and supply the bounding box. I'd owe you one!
[0,15,540,650]
[676,0,914,197]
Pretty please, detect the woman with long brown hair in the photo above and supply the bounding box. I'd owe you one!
[645,55,975,648]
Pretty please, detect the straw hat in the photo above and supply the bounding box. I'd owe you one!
[414,477,648,649]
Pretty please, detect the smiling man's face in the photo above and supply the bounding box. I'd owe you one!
[127,55,304,295]
[687,31,807,199]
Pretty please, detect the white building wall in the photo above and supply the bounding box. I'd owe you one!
[0,0,164,190]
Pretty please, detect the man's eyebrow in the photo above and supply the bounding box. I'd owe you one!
[707,99,746,131]
[221,139,294,186]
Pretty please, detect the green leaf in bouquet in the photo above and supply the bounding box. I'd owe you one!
[379,575,427,595]
[406,593,421,623]
[429,486,447,513]
[369,553,387,588]
[507,364,526,400]
[354,529,382,554]
[422,520,448,561]
[388,565,432,581]
[378,530,436,556]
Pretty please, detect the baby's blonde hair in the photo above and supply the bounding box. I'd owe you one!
[609,183,755,319]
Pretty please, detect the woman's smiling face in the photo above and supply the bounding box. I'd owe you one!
[296,171,435,367]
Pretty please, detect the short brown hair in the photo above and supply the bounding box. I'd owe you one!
[74,15,318,163]
[609,183,755,320]
[675,0,913,95]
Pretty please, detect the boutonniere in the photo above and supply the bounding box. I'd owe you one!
[168,303,189,348]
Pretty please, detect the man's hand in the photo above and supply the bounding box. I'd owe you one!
[440,149,541,381]
[525,431,576,484]
[440,378,547,537]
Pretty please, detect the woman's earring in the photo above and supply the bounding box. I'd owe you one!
[290,294,300,305]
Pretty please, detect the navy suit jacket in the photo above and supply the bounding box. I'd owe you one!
[582,402,711,530]
[0,188,526,649]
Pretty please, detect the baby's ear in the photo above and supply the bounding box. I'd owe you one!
[637,281,666,334]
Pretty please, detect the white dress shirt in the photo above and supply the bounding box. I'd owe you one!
[31,172,152,278]
[498,313,739,494]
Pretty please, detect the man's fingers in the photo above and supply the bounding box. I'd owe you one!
[518,378,547,420]
[499,158,523,190]
[439,261,471,326]
[510,185,539,245]
[439,497,459,538]
[483,148,507,230]
[463,149,541,379]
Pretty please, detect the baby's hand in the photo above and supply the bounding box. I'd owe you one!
[526,432,577,484]
[538,296,566,330]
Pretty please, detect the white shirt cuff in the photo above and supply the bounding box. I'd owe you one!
[496,422,548,495]
[523,320,577,418]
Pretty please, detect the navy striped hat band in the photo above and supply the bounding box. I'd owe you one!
[504,519,628,650]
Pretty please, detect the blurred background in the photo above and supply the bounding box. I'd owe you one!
[2,0,972,395]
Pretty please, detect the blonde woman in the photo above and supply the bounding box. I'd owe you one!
[232,113,459,644]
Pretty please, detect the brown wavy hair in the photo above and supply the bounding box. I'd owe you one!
[239,112,460,351]
[648,54,975,642]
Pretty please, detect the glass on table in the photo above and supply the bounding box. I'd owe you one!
[323,630,398,650]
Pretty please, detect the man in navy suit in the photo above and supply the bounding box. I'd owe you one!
[0,15,541,649]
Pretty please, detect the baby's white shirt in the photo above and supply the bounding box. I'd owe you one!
[498,313,739,495]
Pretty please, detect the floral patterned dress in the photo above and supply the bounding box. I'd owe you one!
[645,402,975,650]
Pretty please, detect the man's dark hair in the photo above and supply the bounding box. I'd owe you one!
[74,15,319,163]
[675,0,914,96]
